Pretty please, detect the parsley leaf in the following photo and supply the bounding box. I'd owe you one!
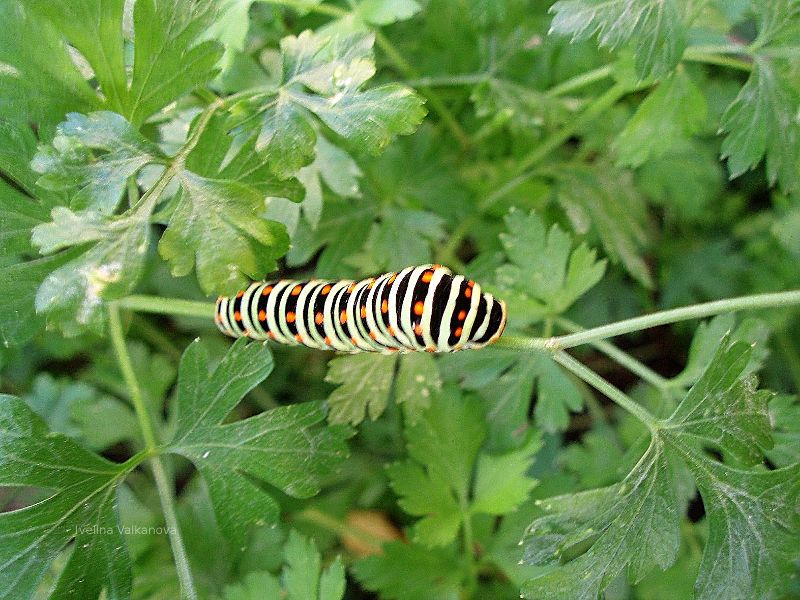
[165,339,349,547]
[614,69,707,168]
[497,209,606,325]
[388,389,540,546]
[523,335,800,599]
[32,112,168,214]
[554,164,653,287]
[324,353,397,425]
[0,2,100,129]
[231,30,425,178]
[353,542,462,600]
[0,395,134,599]
[549,0,687,79]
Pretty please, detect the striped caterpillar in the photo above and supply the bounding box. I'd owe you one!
[215,264,507,353]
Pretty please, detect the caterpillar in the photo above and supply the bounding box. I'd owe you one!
[215,264,507,353]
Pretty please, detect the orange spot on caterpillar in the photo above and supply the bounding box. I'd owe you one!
[388,326,396,335]
[347,283,355,293]
[236,290,244,298]
[242,329,250,336]
[295,333,303,342]
[258,310,267,321]
[340,311,347,323]
[368,279,375,289]
[286,312,296,323]
[360,306,367,319]
[381,299,388,313]
[421,271,433,283]
[321,285,332,295]
[414,324,423,336]
[315,312,324,325]
[388,274,397,283]
[350,336,358,344]
[426,346,435,352]
[369,331,377,340]
[464,288,472,298]
[215,313,222,322]
[458,310,466,320]
[262,285,273,295]
[454,327,463,337]
[467,280,475,288]
[414,301,424,315]
[268,331,276,339]
[234,311,242,321]
[291,285,302,296]
[324,336,331,344]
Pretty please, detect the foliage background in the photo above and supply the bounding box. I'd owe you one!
[1,0,799,599]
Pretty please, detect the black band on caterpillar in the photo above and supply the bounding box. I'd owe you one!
[215,265,507,353]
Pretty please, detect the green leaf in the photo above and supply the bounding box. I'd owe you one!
[283,530,345,600]
[530,353,584,433]
[471,432,541,515]
[549,0,687,79]
[0,121,52,255]
[523,335,798,599]
[126,0,223,124]
[27,0,128,115]
[159,114,301,296]
[673,446,800,600]
[266,133,362,235]
[614,69,707,168]
[720,58,800,192]
[353,207,445,272]
[233,30,425,178]
[223,571,282,600]
[353,541,462,600]
[554,164,653,287]
[671,314,770,388]
[165,339,349,547]
[324,353,397,425]
[23,373,138,451]
[32,207,152,335]
[496,209,606,324]
[356,0,422,24]
[394,353,441,424]
[768,394,800,467]
[0,395,133,599]
[664,338,774,466]
[32,112,167,214]
[523,437,685,599]
[160,173,291,296]
[0,2,100,129]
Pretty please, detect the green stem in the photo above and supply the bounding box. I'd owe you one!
[682,50,752,72]
[554,290,800,349]
[555,317,672,394]
[554,351,657,431]
[403,72,491,88]
[546,64,614,97]
[108,305,198,600]
[459,495,477,598]
[116,296,216,319]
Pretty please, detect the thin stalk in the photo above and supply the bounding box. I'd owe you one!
[555,317,672,393]
[554,290,800,349]
[404,72,491,88]
[294,508,393,552]
[547,64,614,97]
[116,296,216,319]
[108,305,198,600]
[682,51,752,72]
[553,351,657,431]
[459,495,477,598]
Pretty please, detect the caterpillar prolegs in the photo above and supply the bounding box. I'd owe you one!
[215,264,507,353]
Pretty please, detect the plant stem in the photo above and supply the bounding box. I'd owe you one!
[554,290,800,349]
[458,495,477,597]
[117,295,216,319]
[555,317,673,394]
[547,64,614,97]
[108,305,198,600]
[553,351,657,431]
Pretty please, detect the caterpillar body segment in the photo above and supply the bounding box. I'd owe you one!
[215,265,507,353]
